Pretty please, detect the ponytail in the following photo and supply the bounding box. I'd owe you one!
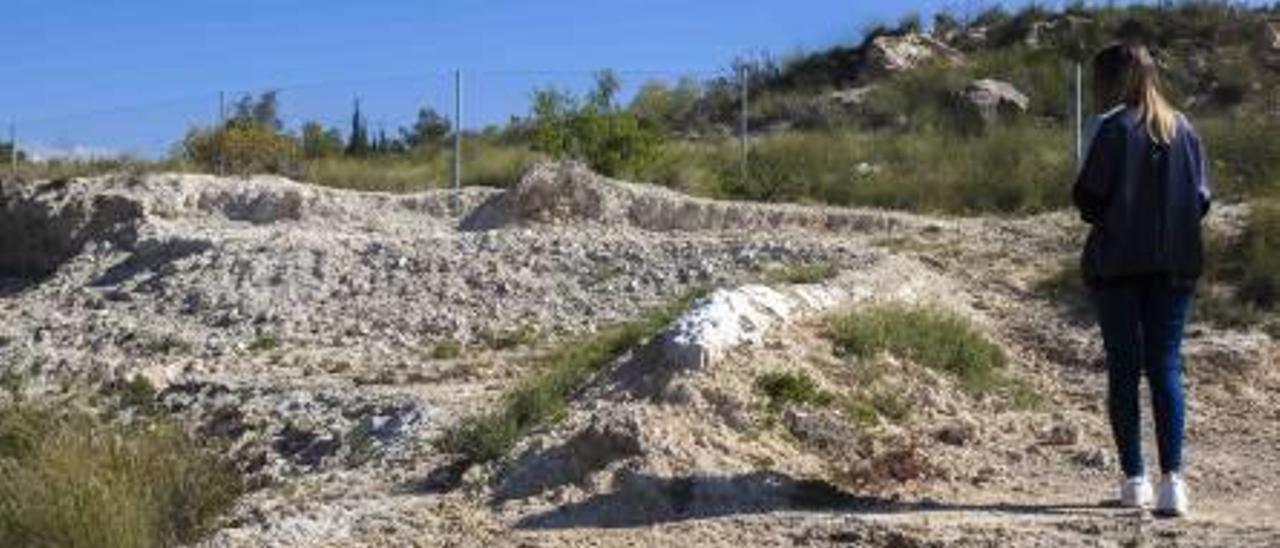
[1141,80,1178,145]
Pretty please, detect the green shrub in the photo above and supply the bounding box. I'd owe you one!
[829,303,1008,396]
[111,375,159,414]
[0,404,242,548]
[844,390,912,427]
[1198,115,1280,199]
[480,324,539,351]
[182,123,298,176]
[756,372,836,412]
[1198,197,1280,327]
[1239,198,1280,309]
[529,72,664,179]
[441,293,698,464]
[431,340,464,360]
[247,335,279,353]
[768,261,840,285]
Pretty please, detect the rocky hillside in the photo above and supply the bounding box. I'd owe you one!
[1,163,1277,546]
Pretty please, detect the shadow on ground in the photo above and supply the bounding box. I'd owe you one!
[512,471,1118,530]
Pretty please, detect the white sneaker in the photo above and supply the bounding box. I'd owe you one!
[1120,476,1153,508]
[1156,473,1190,517]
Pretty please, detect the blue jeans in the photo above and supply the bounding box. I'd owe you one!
[1094,278,1192,477]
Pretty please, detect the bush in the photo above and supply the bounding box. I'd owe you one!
[1239,198,1280,309]
[829,303,1008,396]
[756,372,836,412]
[1197,197,1280,328]
[1198,114,1280,199]
[529,73,665,179]
[441,293,700,464]
[183,122,298,176]
[0,404,242,547]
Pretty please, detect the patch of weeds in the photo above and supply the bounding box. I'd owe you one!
[829,303,1034,406]
[842,388,912,428]
[441,292,701,464]
[0,403,244,547]
[1001,378,1045,410]
[1197,201,1280,328]
[247,334,280,353]
[109,375,159,414]
[844,396,880,427]
[830,303,1005,394]
[756,371,836,413]
[0,369,25,398]
[430,340,464,360]
[767,260,840,285]
[480,324,539,351]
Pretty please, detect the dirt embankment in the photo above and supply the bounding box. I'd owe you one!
[1,163,1276,547]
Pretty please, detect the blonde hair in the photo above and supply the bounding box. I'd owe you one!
[1092,42,1179,145]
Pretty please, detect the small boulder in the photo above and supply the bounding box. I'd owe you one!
[960,79,1030,126]
[864,33,965,77]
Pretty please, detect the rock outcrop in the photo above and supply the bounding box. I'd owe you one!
[864,33,966,77]
[960,78,1031,125]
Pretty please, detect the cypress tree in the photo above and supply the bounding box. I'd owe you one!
[346,98,370,157]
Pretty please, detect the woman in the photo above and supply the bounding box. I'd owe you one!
[1073,42,1210,517]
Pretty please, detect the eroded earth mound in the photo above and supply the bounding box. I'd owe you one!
[1,163,1276,547]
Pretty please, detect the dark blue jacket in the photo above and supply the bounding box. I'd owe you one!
[1073,107,1211,288]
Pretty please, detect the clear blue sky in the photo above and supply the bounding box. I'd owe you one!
[5,0,1053,157]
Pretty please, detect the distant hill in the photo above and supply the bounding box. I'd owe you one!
[711,2,1280,134]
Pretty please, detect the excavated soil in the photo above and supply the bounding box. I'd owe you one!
[1,162,1276,547]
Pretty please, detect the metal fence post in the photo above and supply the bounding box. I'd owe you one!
[8,120,16,175]
[453,69,462,192]
[1074,62,1084,167]
[217,91,226,176]
[739,65,749,188]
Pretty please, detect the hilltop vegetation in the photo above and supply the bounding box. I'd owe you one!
[9,2,1280,215]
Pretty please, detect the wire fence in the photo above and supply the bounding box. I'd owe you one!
[7,59,1272,214]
